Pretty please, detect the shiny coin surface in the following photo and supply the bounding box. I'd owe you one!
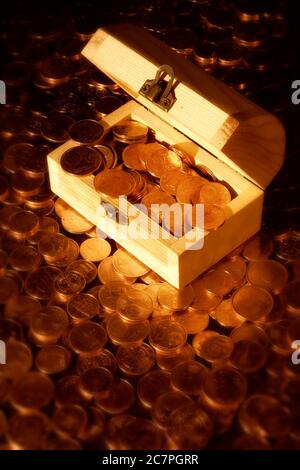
[113,249,150,278]
[61,145,103,176]
[137,370,172,409]
[171,360,207,396]
[68,321,107,355]
[67,293,100,323]
[199,182,232,206]
[69,119,104,144]
[94,169,136,197]
[232,285,274,321]
[246,259,288,294]
[96,379,135,415]
[157,283,195,311]
[79,367,114,399]
[152,390,193,429]
[202,366,247,410]
[116,343,155,376]
[117,288,153,323]
[122,144,147,171]
[35,345,71,375]
[79,237,111,262]
[106,313,149,346]
[11,371,54,412]
[149,318,187,354]
[113,120,148,143]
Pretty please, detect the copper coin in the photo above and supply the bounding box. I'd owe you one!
[116,343,155,376]
[76,349,117,376]
[98,256,135,284]
[230,339,267,373]
[0,276,18,303]
[196,268,234,296]
[122,144,147,171]
[239,394,292,440]
[2,339,33,379]
[113,248,150,278]
[54,270,86,302]
[215,298,245,328]
[157,283,194,311]
[173,308,209,334]
[67,259,97,284]
[176,175,207,204]
[167,404,213,450]
[95,378,135,414]
[113,120,148,143]
[202,365,247,410]
[67,293,100,323]
[281,280,300,315]
[54,198,71,217]
[11,172,44,198]
[160,169,186,196]
[61,145,103,176]
[218,255,247,287]
[117,288,153,323]
[30,306,69,345]
[137,370,172,409]
[94,143,118,169]
[194,332,234,363]
[68,321,107,355]
[79,367,114,399]
[54,404,88,438]
[61,208,94,234]
[9,245,41,271]
[48,238,79,268]
[108,415,163,451]
[11,371,54,412]
[94,169,136,197]
[232,285,274,321]
[56,375,89,407]
[41,113,74,143]
[40,57,72,83]
[286,260,300,281]
[69,119,104,145]
[202,204,226,230]
[149,318,187,354]
[276,232,300,262]
[4,295,41,327]
[152,390,193,429]
[242,233,274,261]
[0,205,22,230]
[20,144,50,178]
[38,233,69,263]
[79,237,111,262]
[106,313,149,346]
[29,216,59,245]
[141,189,176,222]
[98,281,127,314]
[3,142,34,174]
[7,412,51,450]
[35,345,72,375]
[0,249,8,275]
[171,360,207,396]
[230,323,269,347]
[145,146,183,179]
[247,259,288,294]
[190,281,222,311]
[0,175,9,201]
[198,182,231,206]
[8,210,39,240]
[156,343,195,371]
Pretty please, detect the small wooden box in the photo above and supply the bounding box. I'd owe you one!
[48,24,285,289]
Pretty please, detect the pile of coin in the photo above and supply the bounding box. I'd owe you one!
[0,0,297,452]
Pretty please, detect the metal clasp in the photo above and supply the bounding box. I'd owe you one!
[139,64,176,112]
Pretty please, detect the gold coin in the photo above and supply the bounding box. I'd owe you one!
[79,237,111,262]
[68,321,107,355]
[11,371,54,412]
[61,208,94,234]
[35,345,72,375]
[157,282,195,311]
[246,259,288,294]
[117,287,153,323]
[116,343,155,376]
[171,360,207,395]
[106,313,149,346]
[232,285,274,321]
[149,318,187,354]
[137,370,172,409]
[113,248,150,278]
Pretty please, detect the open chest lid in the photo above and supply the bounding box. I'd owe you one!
[82,23,285,190]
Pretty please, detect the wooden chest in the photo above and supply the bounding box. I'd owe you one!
[47,24,285,289]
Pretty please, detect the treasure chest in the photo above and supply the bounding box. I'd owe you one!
[47,23,285,289]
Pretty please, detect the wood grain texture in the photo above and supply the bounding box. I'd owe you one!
[82,23,285,189]
[48,100,264,288]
